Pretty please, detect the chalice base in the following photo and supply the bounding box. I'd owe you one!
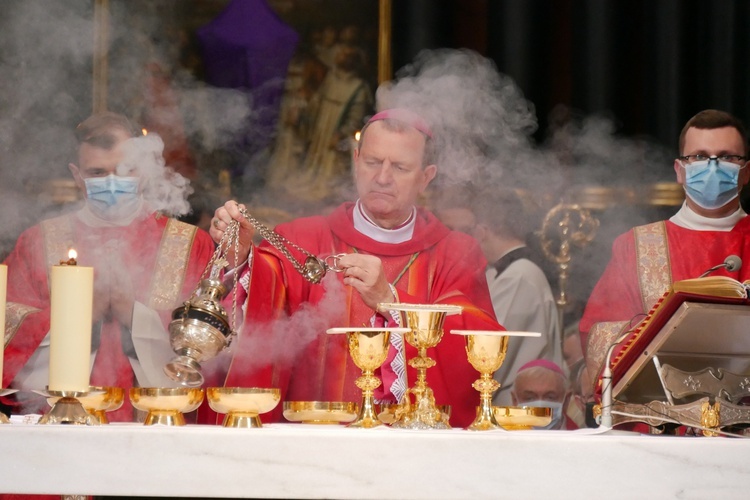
[349,399,382,428]
[391,394,450,430]
[222,411,262,428]
[39,397,99,426]
[143,410,186,426]
[469,405,502,431]
[164,355,204,387]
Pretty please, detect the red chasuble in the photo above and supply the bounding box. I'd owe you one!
[219,202,502,428]
[2,212,215,420]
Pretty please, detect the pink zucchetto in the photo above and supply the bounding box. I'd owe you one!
[367,108,433,138]
[517,359,565,376]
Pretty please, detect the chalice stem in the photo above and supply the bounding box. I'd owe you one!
[469,373,501,431]
[350,371,382,428]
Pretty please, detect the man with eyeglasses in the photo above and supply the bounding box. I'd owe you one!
[580,109,750,380]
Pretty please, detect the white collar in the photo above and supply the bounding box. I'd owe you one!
[669,202,746,231]
[352,200,416,244]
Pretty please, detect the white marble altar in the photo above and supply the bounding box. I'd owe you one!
[1,422,748,499]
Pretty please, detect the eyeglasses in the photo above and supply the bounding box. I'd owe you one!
[679,154,747,165]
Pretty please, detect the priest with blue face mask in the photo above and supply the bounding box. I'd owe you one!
[511,359,576,430]
[580,109,750,398]
[0,112,215,422]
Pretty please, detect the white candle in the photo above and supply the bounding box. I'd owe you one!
[0,264,6,386]
[48,253,94,392]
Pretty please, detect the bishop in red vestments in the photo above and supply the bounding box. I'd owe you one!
[209,109,503,428]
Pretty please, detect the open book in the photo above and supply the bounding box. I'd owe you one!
[671,275,750,298]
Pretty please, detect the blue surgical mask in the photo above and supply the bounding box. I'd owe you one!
[84,174,141,221]
[522,400,564,430]
[682,158,741,210]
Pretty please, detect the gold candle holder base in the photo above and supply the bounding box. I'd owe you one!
[207,387,281,428]
[0,389,18,424]
[47,386,124,424]
[129,387,204,426]
[37,388,103,425]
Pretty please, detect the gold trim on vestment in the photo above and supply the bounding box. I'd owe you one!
[147,219,196,310]
[634,221,672,312]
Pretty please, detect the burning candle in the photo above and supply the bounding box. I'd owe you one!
[49,249,94,392]
[0,264,6,386]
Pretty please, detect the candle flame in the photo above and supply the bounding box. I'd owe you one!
[68,248,77,260]
[142,128,148,136]
[354,130,361,142]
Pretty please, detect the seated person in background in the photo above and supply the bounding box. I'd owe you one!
[580,109,750,386]
[511,359,578,430]
[209,109,502,428]
[435,187,562,406]
[2,112,215,420]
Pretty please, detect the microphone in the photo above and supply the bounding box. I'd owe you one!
[699,255,742,278]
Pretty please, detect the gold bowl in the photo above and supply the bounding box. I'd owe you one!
[207,387,281,428]
[377,403,451,425]
[129,387,204,426]
[492,406,552,430]
[48,386,124,424]
[283,401,358,424]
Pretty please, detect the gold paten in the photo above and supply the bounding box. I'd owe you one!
[493,406,552,430]
[129,387,204,426]
[207,387,281,428]
[283,401,359,424]
[47,386,123,424]
[377,303,463,430]
[328,327,409,428]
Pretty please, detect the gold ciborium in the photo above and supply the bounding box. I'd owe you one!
[377,303,463,430]
[129,387,204,426]
[165,278,232,387]
[47,386,123,424]
[452,330,542,430]
[327,327,410,428]
[207,387,281,428]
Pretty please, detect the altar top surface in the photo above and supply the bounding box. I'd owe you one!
[2,423,749,499]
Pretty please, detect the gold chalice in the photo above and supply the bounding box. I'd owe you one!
[452,330,541,430]
[327,327,410,428]
[47,386,123,424]
[207,387,281,428]
[283,401,359,424]
[129,387,204,426]
[377,303,463,430]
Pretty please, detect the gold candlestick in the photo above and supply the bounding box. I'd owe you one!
[377,303,462,430]
[327,327,409,428]
[47,386,123,424]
